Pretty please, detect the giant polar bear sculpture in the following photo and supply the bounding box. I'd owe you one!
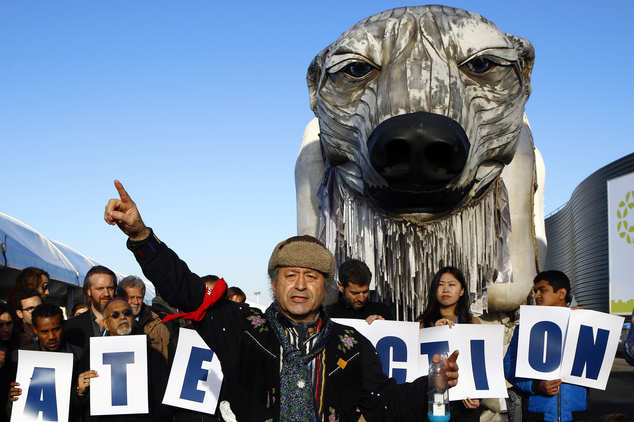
[296,5,547,319]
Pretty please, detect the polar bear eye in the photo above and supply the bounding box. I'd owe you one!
[342,62,375,78]
[464,57,493,73]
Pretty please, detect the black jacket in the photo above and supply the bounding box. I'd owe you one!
[64,307,101,350]
[128,230,429,422]
[326,292,394,320]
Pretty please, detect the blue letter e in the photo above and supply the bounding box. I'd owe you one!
[180,347,214,402]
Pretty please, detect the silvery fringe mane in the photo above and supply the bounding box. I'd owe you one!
[317,167,513,320]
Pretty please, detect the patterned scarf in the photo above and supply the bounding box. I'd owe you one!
[265,304,333,422]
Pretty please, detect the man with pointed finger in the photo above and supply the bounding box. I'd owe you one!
[104,180,459,422]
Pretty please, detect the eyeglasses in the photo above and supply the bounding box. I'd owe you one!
[22,306,37,313]
[107,309,133,319]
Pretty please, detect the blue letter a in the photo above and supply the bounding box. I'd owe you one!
[24,367,58,421]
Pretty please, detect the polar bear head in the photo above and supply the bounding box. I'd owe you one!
[308,5,534,219]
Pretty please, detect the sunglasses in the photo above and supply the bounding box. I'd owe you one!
[107,309,133,319]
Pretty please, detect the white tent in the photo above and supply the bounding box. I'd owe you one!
[0,212,155,306]
[0,212,80,286]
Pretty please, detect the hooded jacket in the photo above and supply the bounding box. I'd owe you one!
[504,327,589,421]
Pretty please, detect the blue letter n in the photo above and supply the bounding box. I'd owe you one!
[571,325,609,380]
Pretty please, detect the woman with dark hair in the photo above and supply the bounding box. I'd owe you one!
[418,266,481,421]
[418,266,480,328]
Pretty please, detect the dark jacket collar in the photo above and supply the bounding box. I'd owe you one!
[337,291,367,311]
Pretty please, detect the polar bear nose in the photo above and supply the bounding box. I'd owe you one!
[367,112,469,188]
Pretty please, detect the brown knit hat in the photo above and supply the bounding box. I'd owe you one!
[268,235,336,279]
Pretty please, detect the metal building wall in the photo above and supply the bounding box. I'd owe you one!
[544,153,634,312]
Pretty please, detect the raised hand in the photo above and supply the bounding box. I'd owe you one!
[104,180,151,240]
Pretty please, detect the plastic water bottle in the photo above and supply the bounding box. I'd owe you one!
[427,359,450,422]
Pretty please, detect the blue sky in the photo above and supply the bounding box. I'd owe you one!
[1,1,632,304]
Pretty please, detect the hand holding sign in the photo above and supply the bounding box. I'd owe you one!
[463,398,480,409]
[77,370,99,396]
[537,379,562,396]
[9,382,21,402]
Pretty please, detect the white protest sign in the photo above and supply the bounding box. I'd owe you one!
[163,328,223,412]
[11,350,73,422]
[333,319,420,382]
[334,319,507,400]
[560,310,624,389]
[447,325,508,401]
[515,305,571,380]
[89,335,148,416]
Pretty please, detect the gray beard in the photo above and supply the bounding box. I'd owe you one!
[116,324,132,336]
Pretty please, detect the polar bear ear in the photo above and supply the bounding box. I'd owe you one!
[507,34,535,99]
[307,47,330,115]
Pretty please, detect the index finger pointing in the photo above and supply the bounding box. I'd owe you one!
[114,179,132,203]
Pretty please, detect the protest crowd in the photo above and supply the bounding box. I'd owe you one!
[0,180,631,422]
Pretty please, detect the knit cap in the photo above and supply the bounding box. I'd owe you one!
[268,235,335,279]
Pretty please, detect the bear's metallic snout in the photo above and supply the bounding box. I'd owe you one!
[367,111,470,211]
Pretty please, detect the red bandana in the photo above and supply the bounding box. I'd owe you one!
[162,277,227,322]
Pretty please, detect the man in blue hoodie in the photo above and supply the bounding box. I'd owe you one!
[504,270,589,422]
